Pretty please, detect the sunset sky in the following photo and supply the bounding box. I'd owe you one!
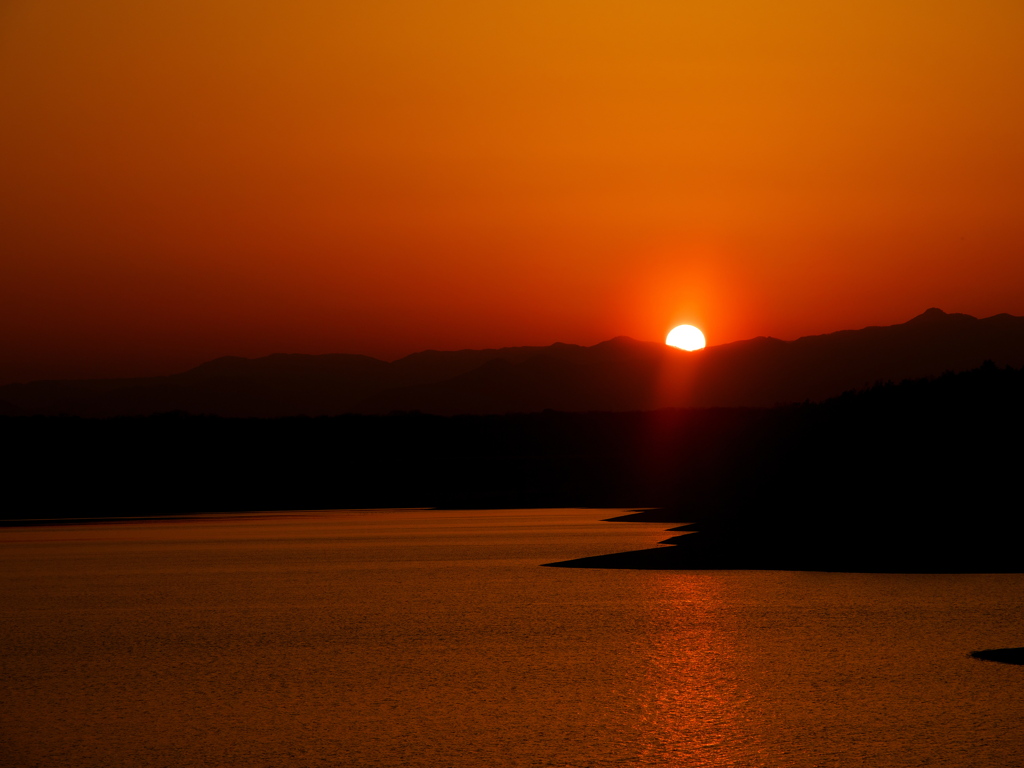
[2,0,1023,384]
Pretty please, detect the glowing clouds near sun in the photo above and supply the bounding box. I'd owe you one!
[666,325,706,351]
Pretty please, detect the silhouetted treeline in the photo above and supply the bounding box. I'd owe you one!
[587,360,1024,571]
[0,407,730,519]
[672,359,1024,523]
[3,363,1022,548]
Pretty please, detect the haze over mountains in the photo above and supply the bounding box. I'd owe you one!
[3,308,1023,418]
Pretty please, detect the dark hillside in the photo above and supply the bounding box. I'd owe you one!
[4,361,1023,573]
[3,309,1023,417]
[558,362,1024,572]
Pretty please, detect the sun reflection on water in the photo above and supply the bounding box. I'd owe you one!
[633,573,758,768]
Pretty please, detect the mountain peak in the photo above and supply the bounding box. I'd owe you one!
[906,307,980,325]
[909,308,948,322]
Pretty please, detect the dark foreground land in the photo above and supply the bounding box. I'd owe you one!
[970,648,1024,665]
[3,362,1023,572]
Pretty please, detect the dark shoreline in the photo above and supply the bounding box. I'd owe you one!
[970,648,1024,665]
[0,508,436,528]
[9,506,1024,575]
[0,512,319,528]
[546,508,1024,573]
[5,362,1023,574]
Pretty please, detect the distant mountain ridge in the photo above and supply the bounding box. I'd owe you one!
[3,309,1023,417]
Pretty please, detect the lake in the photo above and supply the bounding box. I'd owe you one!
[3,508,1024,767]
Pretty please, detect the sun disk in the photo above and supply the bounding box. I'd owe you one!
[666,324,706,351]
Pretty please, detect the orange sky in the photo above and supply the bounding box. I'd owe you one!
[2,0,1023,383]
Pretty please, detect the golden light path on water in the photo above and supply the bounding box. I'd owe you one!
[635,575,747,765]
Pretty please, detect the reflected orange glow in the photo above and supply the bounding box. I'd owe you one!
[633,575,748,766]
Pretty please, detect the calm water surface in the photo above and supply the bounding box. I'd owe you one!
[3,508,1024,767]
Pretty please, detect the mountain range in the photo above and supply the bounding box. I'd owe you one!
[3,308,1023,417]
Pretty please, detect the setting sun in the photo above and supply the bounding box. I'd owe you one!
[666,324,706,351]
